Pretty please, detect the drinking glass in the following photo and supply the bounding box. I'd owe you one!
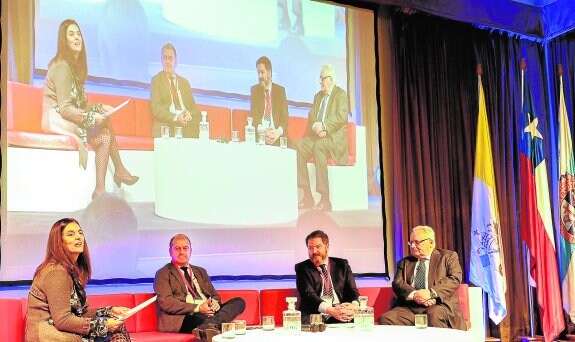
[231,130,239,142]
[221,322,236,338]
[414,314,428,328]
[174,126,183,139]
[161,125,169,139]
[234,320,246,335]
[262,316,275,331]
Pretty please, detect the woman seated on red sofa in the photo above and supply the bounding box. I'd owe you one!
[41,19,138,200]
[26,218,130,341]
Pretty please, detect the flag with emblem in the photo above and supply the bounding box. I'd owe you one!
[557,64,575,324]
[469,67,507,324]
[518,63,564,342]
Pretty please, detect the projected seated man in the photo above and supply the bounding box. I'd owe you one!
[154,234,245,341]
[250,56,288,146]
[295,230,360,324]
[378,225,467,330]
[293,64,349,212]
[150,43,201,138]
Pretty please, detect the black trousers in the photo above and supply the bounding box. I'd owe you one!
[179,297,246,333]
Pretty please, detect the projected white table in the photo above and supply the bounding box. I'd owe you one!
[154,138,298,225]
[212,325,476,342]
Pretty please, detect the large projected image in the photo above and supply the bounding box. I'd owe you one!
[3,0,385,281]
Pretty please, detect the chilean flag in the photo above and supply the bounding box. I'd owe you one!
[519,76,564,342]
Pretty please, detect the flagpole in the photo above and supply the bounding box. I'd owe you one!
[521,58,536,340]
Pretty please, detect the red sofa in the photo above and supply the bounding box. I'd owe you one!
[0,285,471,341]
[7,82,232,151]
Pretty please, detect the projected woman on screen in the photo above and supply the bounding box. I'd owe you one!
[41,19,138,200]
[25,218,131,341]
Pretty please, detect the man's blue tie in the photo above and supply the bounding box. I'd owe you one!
[414,259,427,290]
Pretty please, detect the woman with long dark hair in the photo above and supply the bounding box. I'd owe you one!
[41,19,138,200]
[25,218,131,341]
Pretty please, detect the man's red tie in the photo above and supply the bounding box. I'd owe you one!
[180,266,200,299]
[170,77,182,110]
[264,89,271,121]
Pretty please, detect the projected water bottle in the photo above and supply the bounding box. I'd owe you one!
[199,111,209,141]
[245,117,256,144]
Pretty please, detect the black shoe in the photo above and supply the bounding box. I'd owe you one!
[312,200,332,212]
[192,325,220,342]
[298,197,314,209]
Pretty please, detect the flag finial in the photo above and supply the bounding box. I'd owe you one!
[521,58,527,71]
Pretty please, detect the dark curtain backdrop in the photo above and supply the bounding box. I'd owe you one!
[384,9,572,340]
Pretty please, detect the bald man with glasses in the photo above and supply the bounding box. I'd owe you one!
[378,225,466,330]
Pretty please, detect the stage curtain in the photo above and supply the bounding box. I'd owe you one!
[380,9,554,340]
[7,0,34,84]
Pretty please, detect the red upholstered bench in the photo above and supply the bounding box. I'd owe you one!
[258,285,472,330]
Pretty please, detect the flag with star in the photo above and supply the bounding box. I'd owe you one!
[469,69,507,324]
[557,65,575,324]
[519,73,564,342]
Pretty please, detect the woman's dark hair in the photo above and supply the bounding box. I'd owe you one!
[49,19,88,83]
[33,218,92,285]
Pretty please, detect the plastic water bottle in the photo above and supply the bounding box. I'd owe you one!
[199,111,209,141]
[245,117,256,144]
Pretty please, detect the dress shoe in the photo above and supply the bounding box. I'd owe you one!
[193,324,220,342]
[298,197,314,209]
[113,172,139,187]
[290,22,305,35]
[312,200,332,212]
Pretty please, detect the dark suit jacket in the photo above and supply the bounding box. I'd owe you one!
[153,263,221,333]
[150,71,201,138]
[295,257,360,316]
[304,85,348,165]
[392,248,466,330]
[250,83,289,142]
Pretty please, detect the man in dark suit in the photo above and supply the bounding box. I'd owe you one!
[293,64,349,211]
[154,234,245,341]
[250,56,288,145]
[150,43,201,138]
[295,230,360,324]
[378,225,467,330]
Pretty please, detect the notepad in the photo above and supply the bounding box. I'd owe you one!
[103,99,130,117]
[117,295,157,320]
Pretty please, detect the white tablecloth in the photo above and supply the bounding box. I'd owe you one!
[213,324,477,342]
[154,139,298,225]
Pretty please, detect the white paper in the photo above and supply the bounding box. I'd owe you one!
[103,99,130,117]
[117,295,157,320]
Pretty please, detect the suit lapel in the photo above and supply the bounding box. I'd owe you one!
[170,264,187,294]
[428,249,440,286]
[405,257,417,285]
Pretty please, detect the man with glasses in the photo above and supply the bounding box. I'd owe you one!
[293,64,349,211]
[378,225,466,330]
[295,230,360,324]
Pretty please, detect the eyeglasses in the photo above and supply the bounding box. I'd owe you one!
[408,238,430,247]
[319,75,332,82]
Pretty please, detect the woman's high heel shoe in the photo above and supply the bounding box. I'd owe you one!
[113,172,139,187]
[92,190,105,200]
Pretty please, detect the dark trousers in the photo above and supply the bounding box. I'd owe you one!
[378,304,450,329]
[294,136,333,197]
[179,297,246,333]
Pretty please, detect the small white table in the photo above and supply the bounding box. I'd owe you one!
[154,139,298,225]
[213,325,476,341]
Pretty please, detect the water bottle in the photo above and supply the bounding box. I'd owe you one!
[199,111,209,141]
[283,297,301,335]
[245,117,256,144]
